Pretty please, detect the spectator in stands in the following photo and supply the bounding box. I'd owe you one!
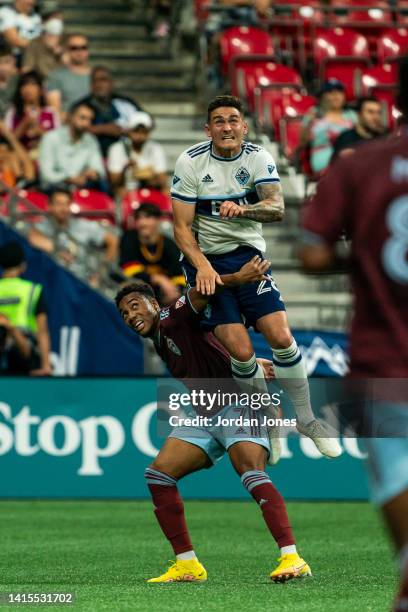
[5,70,59,159]
[332,96,385,160]
[300,79,356,176]
[0,120,35,190]
[22,9,64,79]
[38,101,107,192]
[0,241,51,376]
[78,66,141,157]
[0,40,18,119]
[107,111,167,196]
[47,33,91,116]
[28,186,118,285]
[120,203,184,305]
[0,0,42,62]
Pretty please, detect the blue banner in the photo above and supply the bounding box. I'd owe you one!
[0,378,369,500]
[250,330,349,377]
[0,222,143,376]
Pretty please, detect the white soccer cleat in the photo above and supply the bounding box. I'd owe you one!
[296,419,342,458]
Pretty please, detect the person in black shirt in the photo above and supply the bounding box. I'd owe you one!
[332,96,384,161]
[119,203,185,305]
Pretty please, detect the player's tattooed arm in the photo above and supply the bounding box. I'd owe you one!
[243,182,285,223]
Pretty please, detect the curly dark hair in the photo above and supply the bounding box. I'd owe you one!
[115,281,156,308]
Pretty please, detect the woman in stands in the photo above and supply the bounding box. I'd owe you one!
[5,70,59,159]
[300,79,356,176]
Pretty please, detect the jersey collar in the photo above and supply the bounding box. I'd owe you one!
[210,143,244,162]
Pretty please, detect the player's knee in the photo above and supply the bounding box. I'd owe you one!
[231,346,255,362]
[271,330,293,350]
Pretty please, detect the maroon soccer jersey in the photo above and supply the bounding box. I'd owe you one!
[303,134,408,377]
[153,293,232,379]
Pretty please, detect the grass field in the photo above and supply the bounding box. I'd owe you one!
[0,500,397,612]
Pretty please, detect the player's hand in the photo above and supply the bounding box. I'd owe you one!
[256,358,275,381]
[219,201,242,219]
[196,265,223,295]
[236,256,270,283]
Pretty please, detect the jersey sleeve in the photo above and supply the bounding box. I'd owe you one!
[252,148,281,187]
[302,155,353,245]
[170,151,198,204]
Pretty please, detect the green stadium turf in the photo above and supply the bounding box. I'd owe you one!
[0,500,396,612]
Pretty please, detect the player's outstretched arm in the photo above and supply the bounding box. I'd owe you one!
[188,256,270,312]
[172,198,223,295]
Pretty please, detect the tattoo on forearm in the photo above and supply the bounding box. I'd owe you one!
[241,182,285,223]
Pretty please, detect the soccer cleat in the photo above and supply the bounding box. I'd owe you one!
[146,558,207,583]
[296,420,342,458]
[270,553,312,583]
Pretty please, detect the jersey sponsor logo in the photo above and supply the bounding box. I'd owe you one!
[166,337,182,356]
[202,174,214,183]
[172,175,181,185]
[267,164,275,175]
[235,166,250,186]
[160,308,170,320]
[175,296,186,309]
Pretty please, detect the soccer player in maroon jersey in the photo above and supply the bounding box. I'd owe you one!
[300,59,408,612]
[116,256,311,583]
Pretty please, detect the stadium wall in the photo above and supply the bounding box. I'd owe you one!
[0,378,369,500]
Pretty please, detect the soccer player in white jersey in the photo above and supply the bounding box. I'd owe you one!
[171,95,341,460]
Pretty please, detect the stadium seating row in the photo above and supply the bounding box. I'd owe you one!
[0,188,172,230]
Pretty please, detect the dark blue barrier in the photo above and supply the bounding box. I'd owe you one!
[0,222,143,375]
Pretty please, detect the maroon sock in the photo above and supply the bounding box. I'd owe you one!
[241,470,295,549]
[145,468,194,555]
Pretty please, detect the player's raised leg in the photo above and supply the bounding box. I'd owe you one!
[256,311,341,458]
[228,441,311,582]
[145,437,210,583]
[214,322,282,465]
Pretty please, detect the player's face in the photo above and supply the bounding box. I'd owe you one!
[118,292,159,337]
[205,107,248,156]
[360,101,383,134]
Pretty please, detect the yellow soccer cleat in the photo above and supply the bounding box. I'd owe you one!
[270,553,312,583]
[147,558,207,583]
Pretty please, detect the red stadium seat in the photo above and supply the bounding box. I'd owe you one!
[255,88,315,136]
[396,1,408,25]
[121,189,172,229]
[1,190,48,222]
[233,60,302,110]
[313,28,371,99]
[71,190,116,224]
[219,26,274,76]
[279,93,318,159]
[377,28,408,64]
[269,0,326,69]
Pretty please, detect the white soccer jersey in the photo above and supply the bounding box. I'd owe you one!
[171,140,280,255]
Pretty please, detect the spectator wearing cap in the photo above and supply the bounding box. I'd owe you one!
[28,186,118,285]
[38,101,107,192]
[47,33,91,116]
[0,0,42,61]
[300,79,356,175]
[120,203,185,305]
[0,241,51,376]
[77,66,142,157]
[22,10,64,79]
[107,111,167,196]
[332,96,385,161]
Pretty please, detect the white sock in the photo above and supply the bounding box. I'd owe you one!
[281,545,297,555]
[272,340,315,425]
[176,550,197,561]
[231,354,268,392]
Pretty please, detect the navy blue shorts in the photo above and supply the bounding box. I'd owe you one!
[182,246,286,330]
